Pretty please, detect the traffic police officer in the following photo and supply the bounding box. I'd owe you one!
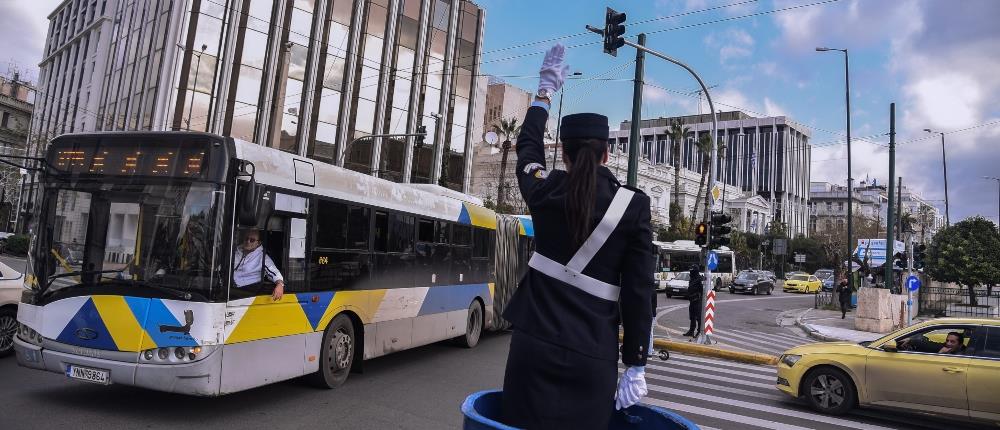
[683,265,703,337]
[501,44,655,429]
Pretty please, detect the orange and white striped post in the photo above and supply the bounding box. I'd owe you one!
[704,290,716,337]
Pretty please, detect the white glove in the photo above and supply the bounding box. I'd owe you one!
[538,43,569,95]
[615,366,648,410]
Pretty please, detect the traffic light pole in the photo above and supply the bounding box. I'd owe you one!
[587,24,720,345]
[884,103,895,290]
[626,33,645,187]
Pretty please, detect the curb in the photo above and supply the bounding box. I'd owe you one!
[794,308,846,343]
[653,338,779,366]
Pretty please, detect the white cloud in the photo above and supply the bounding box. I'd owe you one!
[705,28,755,64]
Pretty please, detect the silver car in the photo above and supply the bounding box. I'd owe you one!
[0,261,25,358]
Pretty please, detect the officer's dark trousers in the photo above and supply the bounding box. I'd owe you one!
[502,330,617,430]
[687,300,702,334]
[840,298,851,319]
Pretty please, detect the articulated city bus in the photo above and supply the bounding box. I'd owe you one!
[652,240,735,292]
[13,131,532,396]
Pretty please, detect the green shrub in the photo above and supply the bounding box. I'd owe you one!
[3,234,29,256]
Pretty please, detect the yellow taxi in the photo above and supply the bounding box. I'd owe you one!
[782,274,822,293]
[776,318,1000,426]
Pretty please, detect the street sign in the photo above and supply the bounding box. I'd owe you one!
[772,238,787,255]
[906,275,921,292]
[710,182,722,204]
[794,253,806,263]
[706,251,719,271]
[484,131,498,145]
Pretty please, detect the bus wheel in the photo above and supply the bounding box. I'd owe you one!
[309,314,355,389]
[458,300,483,348]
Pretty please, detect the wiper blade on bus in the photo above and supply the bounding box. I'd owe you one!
[43,269,128,292]
[101,278,197,301]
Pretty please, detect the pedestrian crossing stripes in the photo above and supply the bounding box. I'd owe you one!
[622,354,909,430]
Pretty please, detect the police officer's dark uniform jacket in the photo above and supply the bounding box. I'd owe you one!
[501,105,654,429]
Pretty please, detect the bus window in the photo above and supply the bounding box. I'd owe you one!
[311,199,372,291]
[372,212,415,289]
[451,225,472,283]
[471,227,494,283]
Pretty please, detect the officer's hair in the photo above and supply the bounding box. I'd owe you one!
[562,137,609,247]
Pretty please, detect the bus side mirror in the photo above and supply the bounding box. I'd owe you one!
[237,178,261,227]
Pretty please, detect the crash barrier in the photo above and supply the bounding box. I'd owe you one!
[461,390,700,430]
[491,215,532,330]
[815,291,835,309]
[919,286,1000,318]
[704,290,716,335]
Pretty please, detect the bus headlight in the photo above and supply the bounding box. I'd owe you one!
[140,346,214,364]
[18,324,43,346]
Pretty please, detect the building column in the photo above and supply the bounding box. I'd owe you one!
[462,10,486,193]
[369,0,402,174]
[401,0,432,182]
[335,0,369,165]
[429,0,461,184]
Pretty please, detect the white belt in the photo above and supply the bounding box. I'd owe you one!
[527,187,635,302]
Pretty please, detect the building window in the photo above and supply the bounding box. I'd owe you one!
[838,202,844,211]
[0,112,9,128]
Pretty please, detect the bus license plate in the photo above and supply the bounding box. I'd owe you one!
[66,365,110,385]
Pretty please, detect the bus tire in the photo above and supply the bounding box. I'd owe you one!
[457,300,483,348]
[309,314,355,389]
[0,307,16,358]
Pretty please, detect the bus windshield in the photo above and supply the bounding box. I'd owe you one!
[33,180,222,302]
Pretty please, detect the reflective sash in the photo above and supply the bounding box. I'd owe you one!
[528,187,635,301]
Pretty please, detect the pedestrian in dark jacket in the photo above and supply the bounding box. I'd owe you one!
[835,274,852,319]
[501,44,654,430]
[683,265,704,337]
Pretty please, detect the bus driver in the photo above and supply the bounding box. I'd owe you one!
[233,229,285,300]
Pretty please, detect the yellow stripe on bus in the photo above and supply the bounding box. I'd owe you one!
[463,203,497,229]
[226,295,313,343]
[317,290,386,329]
[91,295,150,352]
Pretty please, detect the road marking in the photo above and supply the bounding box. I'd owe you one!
[640,364,777,390]
[643,371,786,402]
[642,397,814,430]
[647,384,901,430]
[646,359,776,381]
[726,329,809,349]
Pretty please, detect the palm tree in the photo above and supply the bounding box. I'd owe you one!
[493,118,520,213]
[667,120,689,227]
[690,132,714,223]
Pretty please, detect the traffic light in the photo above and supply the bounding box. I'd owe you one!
[709,212,733,249]
[893,252,908,269]
[694,222,708,246]
[913,244,927,270]
[415,125,427,147]
[603,8,626,56]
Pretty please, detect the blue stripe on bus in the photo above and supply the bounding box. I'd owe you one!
[141,299,199,347]
[299,291,336,331]
[458,205,472,225]
[417,283,492,316]
[56,298,119,350]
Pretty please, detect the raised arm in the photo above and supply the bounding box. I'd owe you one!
[515,44,568,204]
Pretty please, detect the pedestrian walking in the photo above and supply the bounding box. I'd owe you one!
[683,265,704,337]
[835,273,852,319]
[501,44,655,430]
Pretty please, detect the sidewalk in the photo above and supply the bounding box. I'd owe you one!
[796,308,887,343]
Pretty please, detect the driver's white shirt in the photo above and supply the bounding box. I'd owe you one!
[233,246,283,288]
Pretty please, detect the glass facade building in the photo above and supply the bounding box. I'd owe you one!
[30,0,486,192]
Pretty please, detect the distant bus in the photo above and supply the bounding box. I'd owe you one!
[14,131,533,396]
[653,240,735,292]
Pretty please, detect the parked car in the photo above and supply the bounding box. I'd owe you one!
[783,274,822,293]
[821,276,836,292]
[813,268,834,280]
[729,271,774,295]
[776,318,999,425]
[0,261,24,358]
[663,272,704,298]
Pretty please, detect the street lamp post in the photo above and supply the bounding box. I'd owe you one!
[186,44,208,130]
[552,71,584,167]
[923,129,951,226]
[816,47,854,291]
[985,176,1000,226]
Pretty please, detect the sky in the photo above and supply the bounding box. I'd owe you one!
[2,0,999,224]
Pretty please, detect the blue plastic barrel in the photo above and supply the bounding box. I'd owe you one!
[461,390,700,430]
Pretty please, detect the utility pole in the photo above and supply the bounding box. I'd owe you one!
[627,34,645,187]
[884,103,896,290]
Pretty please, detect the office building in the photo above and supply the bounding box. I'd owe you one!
[29,0,486,192]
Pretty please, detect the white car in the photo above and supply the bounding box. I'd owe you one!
[663,272,692,298]
[0,261,24,358]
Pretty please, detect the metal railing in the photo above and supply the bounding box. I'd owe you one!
[919,286,1000,318]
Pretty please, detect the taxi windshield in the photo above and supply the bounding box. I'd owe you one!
[791,275,810,281]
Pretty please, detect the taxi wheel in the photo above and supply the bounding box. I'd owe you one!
[457,300,483,348]
[309,314,355,389]
[803,367,856,415]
